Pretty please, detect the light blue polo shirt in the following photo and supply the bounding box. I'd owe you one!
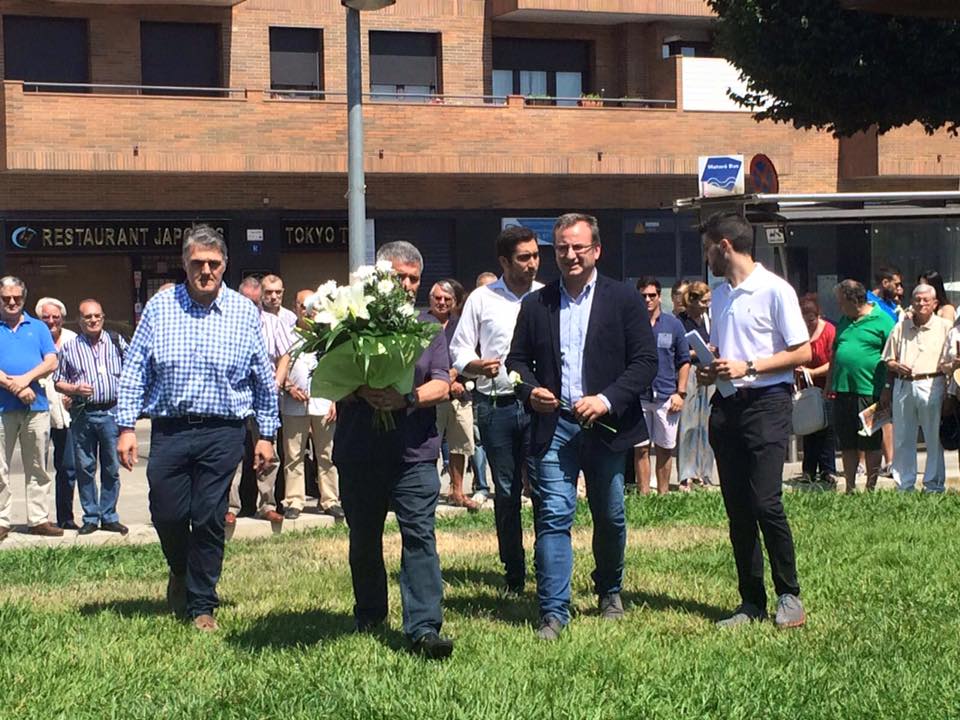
[0,313,56,413]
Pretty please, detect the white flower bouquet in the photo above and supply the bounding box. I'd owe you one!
[298,261,441,427]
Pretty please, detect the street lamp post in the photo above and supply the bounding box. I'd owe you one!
[342,0,396,272]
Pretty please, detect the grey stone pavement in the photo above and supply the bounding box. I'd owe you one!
[3,419,957,551]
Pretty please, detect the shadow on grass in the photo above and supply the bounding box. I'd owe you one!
[622,589,727,622]
[441,567,509,589]
[227,608,408,653]
[79,597,170,618]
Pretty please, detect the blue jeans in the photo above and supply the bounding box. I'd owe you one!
[338,459,443,640]
[470,403,489,495]
[148,419,246,618]
[50,426,77,527]
[72,410,122,525]
[475,395,529,587]
[529,416,627,624]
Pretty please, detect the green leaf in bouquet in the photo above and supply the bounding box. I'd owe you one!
[310,341,368,401]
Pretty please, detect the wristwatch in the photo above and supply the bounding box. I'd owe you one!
[745,361,758,378]
[404,391,418,408]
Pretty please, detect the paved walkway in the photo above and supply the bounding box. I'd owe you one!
[3,419,956,551]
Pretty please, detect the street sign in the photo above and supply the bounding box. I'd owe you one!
[749,154,780,194]
[698,155,745,197]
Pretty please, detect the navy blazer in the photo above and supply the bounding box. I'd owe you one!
[506,273,658,457]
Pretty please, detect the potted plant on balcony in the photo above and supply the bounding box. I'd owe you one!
[578,92,603,108]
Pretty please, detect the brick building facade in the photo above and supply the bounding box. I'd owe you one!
[0,0,955,329]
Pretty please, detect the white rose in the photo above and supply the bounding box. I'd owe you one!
[375,259,395,273]
[377,279,394,295]
[350,265,375,284]
[398,303,416,317]
[316,280,337,298]
[508,370,523,386]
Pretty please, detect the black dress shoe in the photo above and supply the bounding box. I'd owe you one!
[101,522,129,535]
[78,523,98,535]
[410,632,454,660]
[60,521,80,531]
[283,507,301,520]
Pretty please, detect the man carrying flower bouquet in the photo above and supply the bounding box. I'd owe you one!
[507,213,658,640]
[331,241,455,660]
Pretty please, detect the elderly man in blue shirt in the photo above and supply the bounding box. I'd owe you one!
[117,225,278,632]
[0,276,62,541]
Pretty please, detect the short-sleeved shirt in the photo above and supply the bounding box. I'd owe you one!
[832,304,895,397]
[881,312,952,375]
[333,313,451,465]
[0,312,56,413]
[808,320,836,389]
[710,263,809,388]
[866,290,900,322]
[645,311,690,401]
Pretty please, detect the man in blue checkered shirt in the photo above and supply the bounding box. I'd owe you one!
[116,225,278,633]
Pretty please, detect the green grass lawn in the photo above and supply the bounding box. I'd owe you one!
[1,491,959,719]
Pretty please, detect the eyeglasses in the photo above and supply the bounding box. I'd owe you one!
[81,313,104,320]
[554,243,596,257]
[1,295,24,305]
[641,292,659,299]
[188,259,223,271]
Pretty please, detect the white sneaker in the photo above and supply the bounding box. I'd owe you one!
[470,491,488,505]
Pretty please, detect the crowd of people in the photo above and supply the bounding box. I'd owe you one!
[0,212,953,658]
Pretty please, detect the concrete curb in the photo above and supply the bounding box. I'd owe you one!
[0,501,484,552]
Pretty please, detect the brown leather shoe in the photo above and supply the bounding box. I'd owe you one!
[193,614,218,632]
[0,526,9,542]
[224,512,236,526]
[28,522,64,537]
[260,510,284,523]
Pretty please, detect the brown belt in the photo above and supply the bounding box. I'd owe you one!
[899,372,943,382]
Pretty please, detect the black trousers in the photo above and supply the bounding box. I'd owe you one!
[147,419,245,618]
[709,387,800,608]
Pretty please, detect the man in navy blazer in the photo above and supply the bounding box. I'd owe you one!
[507,213,657,640]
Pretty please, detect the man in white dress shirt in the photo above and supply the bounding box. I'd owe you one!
[450,226,542,594]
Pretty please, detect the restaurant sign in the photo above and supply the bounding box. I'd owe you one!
[282,221,349,250]
[6,220,228,253]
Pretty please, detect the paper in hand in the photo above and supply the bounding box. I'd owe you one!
[685,330,736,398]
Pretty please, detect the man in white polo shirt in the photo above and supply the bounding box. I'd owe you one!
[697,212,812,630]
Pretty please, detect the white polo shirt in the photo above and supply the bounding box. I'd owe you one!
[710,263,808,388]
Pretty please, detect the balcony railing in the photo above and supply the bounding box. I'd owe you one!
[22,81,248,98]
[2,78,837,183]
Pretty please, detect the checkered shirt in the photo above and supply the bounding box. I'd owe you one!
[117,283,279,437]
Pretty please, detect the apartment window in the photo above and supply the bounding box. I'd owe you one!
[141,22,221,96]
[369,31,440,102]
[3,16,89,92]
[270,27,324,98]
[492,38,589,106]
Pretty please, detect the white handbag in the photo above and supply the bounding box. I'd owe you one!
[792,368,828,436]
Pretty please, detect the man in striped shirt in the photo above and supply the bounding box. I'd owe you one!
[55,299,128,536]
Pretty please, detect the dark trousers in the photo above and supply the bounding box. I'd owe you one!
[50,426,77,527]
[709,388,800,609]
[801,423,837,476]
[147,420,245,618]
[338,459,443,640]
[475,396,529,588]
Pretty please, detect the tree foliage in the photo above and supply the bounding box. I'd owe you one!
[707,0,960,136]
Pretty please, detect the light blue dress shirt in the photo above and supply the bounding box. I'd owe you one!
[117,284,279,437]
[559,272,598,408]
